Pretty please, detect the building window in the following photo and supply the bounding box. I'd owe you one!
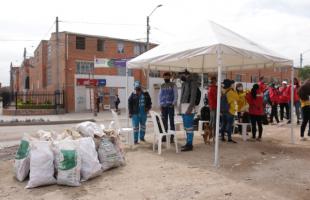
[117,67,126,76]
[117,67,132,76]
[97,39,105,51]
[235,74,242,82]
[117,42,124,53]
[251,75,258,83]
[133,44,145,56]
[76,36,86,50]
[76,61,94,74]
[149,70,160,78]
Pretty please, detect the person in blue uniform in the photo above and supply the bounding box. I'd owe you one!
[128,81,152,144]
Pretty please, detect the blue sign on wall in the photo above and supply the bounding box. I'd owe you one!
[98,79,106,86]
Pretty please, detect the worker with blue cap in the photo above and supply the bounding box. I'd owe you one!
[128,80,152,144]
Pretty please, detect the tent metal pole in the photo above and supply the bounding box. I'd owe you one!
[201,56,205,107]
[290,64,295,144]
[214,45,222,167]
[126,65,129,127]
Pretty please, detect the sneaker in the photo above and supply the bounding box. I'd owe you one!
[140,138,146,142]
[134,141,139,145]
[221,138,226,142]
[227,139,237,143]
[287,120,291,124]
[181,145,193,152]
[300,137,307,141]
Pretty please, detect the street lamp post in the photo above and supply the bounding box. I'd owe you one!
[300,49,310,68]
[146,4,162,90]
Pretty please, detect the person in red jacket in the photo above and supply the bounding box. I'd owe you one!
[208,76,217,129]
[258,76,267,93]
[279,81,290,123]
[268,83,280,124]
[246,84,264,141]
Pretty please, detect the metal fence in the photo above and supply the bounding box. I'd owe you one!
[5,90,65,110]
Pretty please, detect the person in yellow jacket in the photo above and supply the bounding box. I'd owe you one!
[220,79,239,143]
[235,83,250,133]
[298,79,310,141]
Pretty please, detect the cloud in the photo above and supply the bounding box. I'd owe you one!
[243,0,310,18]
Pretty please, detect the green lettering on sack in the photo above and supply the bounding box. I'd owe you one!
[59,150,77,170]
[15,140,29,160]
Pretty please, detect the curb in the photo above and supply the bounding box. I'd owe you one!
[0,119,96,127]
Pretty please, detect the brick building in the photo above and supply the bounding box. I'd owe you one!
[10,31,299,113]
[55,32,159,112]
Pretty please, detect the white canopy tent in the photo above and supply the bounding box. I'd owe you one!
[127,21,294,166]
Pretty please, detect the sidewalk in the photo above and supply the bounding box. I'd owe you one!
[0,110,128,125]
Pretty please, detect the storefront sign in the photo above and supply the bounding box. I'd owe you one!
[94,58,130,68]
[76,78,106,86]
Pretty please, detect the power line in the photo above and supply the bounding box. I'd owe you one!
[41,20,55,40]
[60,20,144,27]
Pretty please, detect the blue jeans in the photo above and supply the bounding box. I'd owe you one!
[132,113,147,142]
[182,114,195,146]
[161,105,175,132]
[220,113,234,140]
[295,101,301,120]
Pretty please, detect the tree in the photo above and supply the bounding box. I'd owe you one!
[298,66,310,81]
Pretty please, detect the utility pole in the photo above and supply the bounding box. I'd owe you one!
[145,4,162,90]
[55,16,60,114]
[146,16,150,51]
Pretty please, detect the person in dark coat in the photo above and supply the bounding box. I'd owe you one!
[128,81,152,144]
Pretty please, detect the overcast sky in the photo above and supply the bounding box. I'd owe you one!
[1,0,310,86]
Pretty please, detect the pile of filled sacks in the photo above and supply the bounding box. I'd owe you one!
[14,121,125,189]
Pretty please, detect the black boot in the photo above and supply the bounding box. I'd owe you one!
[181,144,193,151]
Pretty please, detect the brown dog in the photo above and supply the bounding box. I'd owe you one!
[202,122,214,144]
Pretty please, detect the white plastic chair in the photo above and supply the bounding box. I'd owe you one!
[234,121,251,141]
[150,111,178,155]
[111,110,134,146]
[195,120,208,135]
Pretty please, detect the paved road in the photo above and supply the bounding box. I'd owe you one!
[0,122,114,149]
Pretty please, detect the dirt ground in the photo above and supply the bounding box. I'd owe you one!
[0,122,309,200]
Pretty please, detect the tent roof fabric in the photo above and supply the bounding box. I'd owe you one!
[127,21,293,72]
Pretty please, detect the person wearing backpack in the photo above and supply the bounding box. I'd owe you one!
[128,81,152,144]
[246,84,264,141]
[268,83,280,124]
[159,72,178,143]
[220,79,239,143]
[179,70,199,151]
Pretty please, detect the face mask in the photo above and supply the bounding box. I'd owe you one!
[164,79,170,83]
[237,87,243,91]
[180,76,187,82]
[135,88,141,93]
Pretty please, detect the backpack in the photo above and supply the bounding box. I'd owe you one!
[220,91,230,113]
[263,90,271,105]
[200,106,210,121]
[187,85,201,106]
[195,88,201,106]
